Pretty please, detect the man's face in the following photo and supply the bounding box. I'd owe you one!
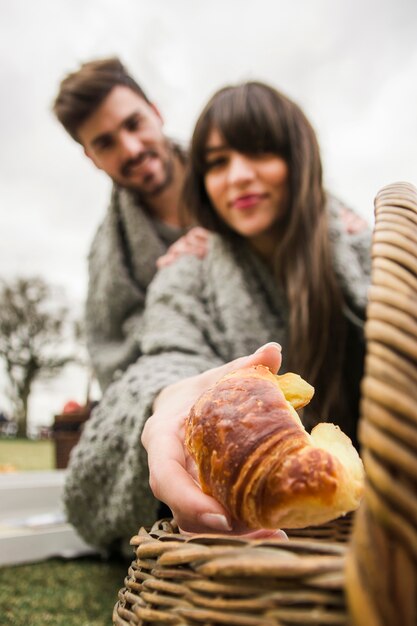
[78,85,174,196]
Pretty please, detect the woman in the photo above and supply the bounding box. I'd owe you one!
[64,82,371,549]
[181,81,369,429]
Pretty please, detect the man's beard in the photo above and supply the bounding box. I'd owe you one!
[139,154,174,198]
[118,144,175,198]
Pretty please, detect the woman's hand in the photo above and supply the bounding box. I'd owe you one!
[156,227,210,269]
[141,342,284,535]
[340,206,368,235]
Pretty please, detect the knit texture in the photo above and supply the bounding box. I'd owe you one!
[86,184,184,390]
[64,195,371,550]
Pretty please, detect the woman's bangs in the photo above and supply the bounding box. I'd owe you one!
[212,86,288,157]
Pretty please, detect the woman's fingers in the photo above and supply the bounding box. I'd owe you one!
[156,252,175,268]
[199,342,282,389]
[153,342,282,416]
[340,207,368,234]
[185,226,210,245]
[146,431,232,532]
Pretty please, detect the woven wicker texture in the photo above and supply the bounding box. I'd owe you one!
[114,517,353,625]
[346,182,417,626]
[114,182,417,626]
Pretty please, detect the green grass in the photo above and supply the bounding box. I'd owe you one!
[0,556,129,626]
[0,438,54,471]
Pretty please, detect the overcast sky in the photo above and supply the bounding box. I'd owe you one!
[1,0,417,428]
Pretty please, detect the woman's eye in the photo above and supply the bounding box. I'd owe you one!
[205,157,227,170]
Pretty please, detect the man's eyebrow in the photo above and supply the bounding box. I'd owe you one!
[124,111,140,121]
[90,112,141,148]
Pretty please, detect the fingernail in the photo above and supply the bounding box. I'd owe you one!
[200,513,232,532]
[255,342,282,354]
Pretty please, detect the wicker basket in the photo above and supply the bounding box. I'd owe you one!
[114,182,417,626]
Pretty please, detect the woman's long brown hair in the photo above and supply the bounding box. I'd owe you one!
[183,82,348,421]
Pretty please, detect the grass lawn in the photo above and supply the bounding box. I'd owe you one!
[0,555,129,626]
[0,438,55,471]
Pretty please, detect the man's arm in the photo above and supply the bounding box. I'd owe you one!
[85,308,144,390]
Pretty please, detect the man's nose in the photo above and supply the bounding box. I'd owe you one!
[119,131,143,159]
[227,154,255,185]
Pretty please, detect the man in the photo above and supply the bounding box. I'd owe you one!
[53,57,207,390]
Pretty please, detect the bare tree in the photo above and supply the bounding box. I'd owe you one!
[0,276,79,437]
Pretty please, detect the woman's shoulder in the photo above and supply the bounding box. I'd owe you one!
[325,192,372,308]
[326,192,371,230]
[161,234,232,273]
[146,234,217,295]
[146,234,240,307]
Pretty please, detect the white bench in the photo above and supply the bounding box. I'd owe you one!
[0,470,97,566]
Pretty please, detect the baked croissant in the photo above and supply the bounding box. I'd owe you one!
[185,365,364,529]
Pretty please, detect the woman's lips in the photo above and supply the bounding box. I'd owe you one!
[231,193,267,209]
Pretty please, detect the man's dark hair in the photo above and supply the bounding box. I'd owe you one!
[53,57,150,142]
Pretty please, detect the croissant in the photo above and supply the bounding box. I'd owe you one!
[185,364,364,529]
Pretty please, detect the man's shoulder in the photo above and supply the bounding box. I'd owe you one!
[88,209,112,261]
[88,185,144,253]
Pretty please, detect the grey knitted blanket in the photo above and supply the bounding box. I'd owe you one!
[86,184,184,390]
[64,195,371,551]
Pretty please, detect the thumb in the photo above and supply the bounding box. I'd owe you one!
[245,341,282,374]
[201,342,282,389]
[154,343,283,415]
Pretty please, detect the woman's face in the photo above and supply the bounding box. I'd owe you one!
[203,127,289,253]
